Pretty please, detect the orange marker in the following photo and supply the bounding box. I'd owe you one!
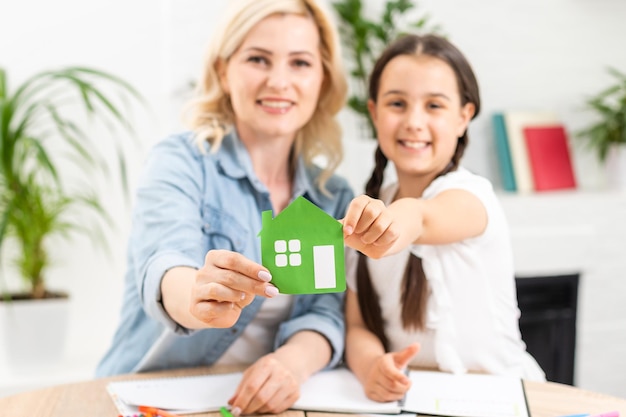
[138,405,183,417]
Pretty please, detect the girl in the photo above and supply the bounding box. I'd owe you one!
[342,34,544,402]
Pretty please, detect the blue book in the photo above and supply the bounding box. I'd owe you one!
[492,113,517,192]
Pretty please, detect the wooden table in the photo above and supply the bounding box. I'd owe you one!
[1,366,625,417]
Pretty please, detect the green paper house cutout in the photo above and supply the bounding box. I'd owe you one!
[258,196,346,294]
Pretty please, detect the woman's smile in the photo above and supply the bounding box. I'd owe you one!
[257,98,294,114]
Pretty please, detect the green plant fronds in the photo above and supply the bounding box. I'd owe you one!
[576,67,626,162]
[0,65,145,298]
[332,0,442,139]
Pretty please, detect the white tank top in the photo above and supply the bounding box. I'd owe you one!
[215,294,294,365]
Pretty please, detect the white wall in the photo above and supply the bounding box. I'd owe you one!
[1,0,625,399]
[500,191,626,398]
[419,0,626,192]
[0,0,169,392]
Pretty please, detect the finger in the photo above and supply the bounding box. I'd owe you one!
[193,282,246,303]
[196,265,276,299]
[368,378,407,402]
[235,291,255,309]
[338,217,349,232]
[393,343,420,369]
[358,213,394,245]
[230,364,271,414]
[375,382,409,401]
[353,198,386,235]
[342,195,372,236]
[375,363,413,398]
[243,377,285,414]
[194,270,276,302]
[193,301,236,320]
[378,359,409,385]
[190,300,242,328]
[194,278,277,303]
[378,367,404,386]
[257,388,299,414]
[205,249,273,283]
[373,222,401,247]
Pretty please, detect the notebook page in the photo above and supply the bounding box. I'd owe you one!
[292,368,401,414]
[107,372,243,415]
[403,371,529,417]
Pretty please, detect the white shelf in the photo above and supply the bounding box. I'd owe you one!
[498,189,625,276]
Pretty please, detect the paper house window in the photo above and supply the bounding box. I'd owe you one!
[274,239,302,267]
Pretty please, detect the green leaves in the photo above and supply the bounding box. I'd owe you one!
[0,69,6,101]
[0,66,144,298]
[577,67,626,162]
[332,0,442,139]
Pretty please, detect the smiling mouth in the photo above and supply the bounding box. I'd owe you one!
[257,100,293,109]
[399,140,429,149]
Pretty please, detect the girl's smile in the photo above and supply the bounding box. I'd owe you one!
[368,54,474,187]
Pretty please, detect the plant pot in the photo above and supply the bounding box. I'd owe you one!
[0,293,69,373]
[606,144,626,190]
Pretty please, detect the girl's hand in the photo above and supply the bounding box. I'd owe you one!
[190,249,278,328]
[228,353,301,415]
[362,343,420,402]
[341,195,401,259]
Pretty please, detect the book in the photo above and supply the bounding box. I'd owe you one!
[523,125,577,191]
[503,111,560,193]
[107,372,245,415]
[492,113,517,192]
[107,368,530,417]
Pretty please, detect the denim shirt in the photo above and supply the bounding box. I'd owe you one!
[95,131,353,377]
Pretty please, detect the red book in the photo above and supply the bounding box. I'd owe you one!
[523,125,577,191]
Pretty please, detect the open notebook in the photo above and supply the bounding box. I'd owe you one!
[107,368,530,417]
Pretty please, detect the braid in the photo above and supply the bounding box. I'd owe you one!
[357,145,429,350]
[400,254,429,331]
[356,145,390,349]
[365,146,388,198]
[449,134,468,173]
[356,253,389,350]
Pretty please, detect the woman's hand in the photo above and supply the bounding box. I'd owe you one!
[228,353,301,415]
[190,249,278,328]
[362,343,420,402]
[228,330,332,415]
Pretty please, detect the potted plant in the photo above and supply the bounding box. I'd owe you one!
[332,0,442,139]
[0,66,143,369]
[576,67,626,189]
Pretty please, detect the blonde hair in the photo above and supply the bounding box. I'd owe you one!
[184,0,347,192]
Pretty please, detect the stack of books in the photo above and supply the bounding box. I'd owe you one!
[492,111,577,193]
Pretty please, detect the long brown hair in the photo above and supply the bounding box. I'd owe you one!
[356,34,481,351]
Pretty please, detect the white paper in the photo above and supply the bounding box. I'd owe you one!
[404,370,529,417]
[292,368,400,414]
[107,372,243,415]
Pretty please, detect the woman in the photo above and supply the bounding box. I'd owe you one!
[96,0,352,414]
